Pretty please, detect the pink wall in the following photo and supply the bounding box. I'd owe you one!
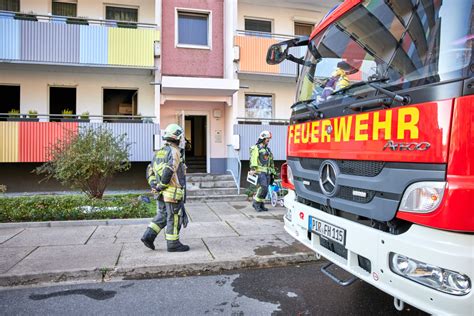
[161,101,226,158]
[162,0,224,78]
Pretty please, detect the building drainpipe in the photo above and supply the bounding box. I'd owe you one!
[154,0,163,127]
[224,0,239,158]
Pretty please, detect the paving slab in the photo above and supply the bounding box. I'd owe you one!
[203,235,311,262]
[0,247,36,274]
[179,222,239,239]
[185,203,220,222]
[225,218,286,236]
[206,202,248,220]
[0,226,97,247]
[0,228,24,244]
[116,239,212,270]
[5,244,122,276]
[115,225,144,243]
[229,202,285,218]
[86,226,122,245]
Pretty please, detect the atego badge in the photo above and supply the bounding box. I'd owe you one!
[383,140,431,151]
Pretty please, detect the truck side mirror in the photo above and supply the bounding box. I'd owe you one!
[266,42,289,65]
[266,36,310,65]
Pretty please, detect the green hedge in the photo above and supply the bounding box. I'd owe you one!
[0,194,156,222]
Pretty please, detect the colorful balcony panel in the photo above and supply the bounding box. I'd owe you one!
[234,35,306,76]
[0,19,159,68]
[0,122,159,163]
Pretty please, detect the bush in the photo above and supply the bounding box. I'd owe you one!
[0,194,155,222]
[35,126,131,199]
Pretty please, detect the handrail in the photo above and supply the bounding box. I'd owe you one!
[0,113,155,118]
[0,113,157,123]
[236,117,290,125]
[235,30,297,40]
[0,10,158,29]
[226,144,241,195]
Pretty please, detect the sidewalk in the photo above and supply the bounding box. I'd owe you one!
[0,201,317,287]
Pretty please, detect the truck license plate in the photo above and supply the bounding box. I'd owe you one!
[309,216,345,246]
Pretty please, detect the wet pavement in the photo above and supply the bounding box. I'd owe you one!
[0,262,427,315]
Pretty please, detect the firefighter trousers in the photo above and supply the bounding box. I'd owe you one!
[147,197,183,243]
[254,172,270,202]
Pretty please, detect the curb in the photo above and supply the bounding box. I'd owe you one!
[0,218,152,229]
[0,253,318,288]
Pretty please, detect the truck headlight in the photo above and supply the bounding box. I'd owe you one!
[287,164,294,186]
[389,253,471,296]
[399,182,445,213]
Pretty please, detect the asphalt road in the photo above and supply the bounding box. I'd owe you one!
[0,262,427,316]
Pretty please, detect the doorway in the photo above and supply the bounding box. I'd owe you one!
[184,115,207,173]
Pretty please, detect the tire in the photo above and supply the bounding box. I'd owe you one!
[271,191,278,207]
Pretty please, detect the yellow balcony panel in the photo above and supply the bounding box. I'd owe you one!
[108,28,160,67]
[0,122,19,163]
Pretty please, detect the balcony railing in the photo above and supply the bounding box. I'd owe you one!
[0,10,160,68]
[234,30,306,77]
[0,118,159,163]
[233,123,288,161]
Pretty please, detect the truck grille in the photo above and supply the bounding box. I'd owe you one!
[289,158,446,222]
[302,180,376,204]
[299,158,385,177]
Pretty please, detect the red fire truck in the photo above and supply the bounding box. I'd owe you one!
[267,0,473,314]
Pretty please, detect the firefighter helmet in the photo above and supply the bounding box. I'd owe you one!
[163,124,184,141]
[259,130,272,140]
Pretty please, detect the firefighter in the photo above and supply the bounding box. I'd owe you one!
[250,131,276,212]
[141,123,189,252]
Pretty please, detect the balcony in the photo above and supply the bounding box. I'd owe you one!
[0,11,160,68]
[0,117,159,163]
[234,31,305,77]
[233,118,289,161]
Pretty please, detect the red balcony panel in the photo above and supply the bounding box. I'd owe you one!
[19,122,79,162]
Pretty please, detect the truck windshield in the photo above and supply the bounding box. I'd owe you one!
[296,0,474,106]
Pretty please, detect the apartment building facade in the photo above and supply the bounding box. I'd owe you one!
[0,0,338,192]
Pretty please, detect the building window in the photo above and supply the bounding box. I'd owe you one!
[245,18,272,33]
[0,0,19,12]
[177,11,210,47]
[294,22,314,36]
[245,94,273,119]
[0,85,20,121]
[106,6,138,22]
[103,89,138,122]
[52,1,77,17]
[49,87,76,122]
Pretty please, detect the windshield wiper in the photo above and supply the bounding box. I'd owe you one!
[331,77,390,95]
[332,77,410,105]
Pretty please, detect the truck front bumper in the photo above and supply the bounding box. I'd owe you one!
[284,190,474,316]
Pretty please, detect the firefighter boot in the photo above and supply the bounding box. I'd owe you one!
[167,240,190,252]
[141,228,157,250]
[261,202,269,212]
[252,201,266,212]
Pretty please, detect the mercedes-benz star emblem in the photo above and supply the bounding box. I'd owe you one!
[319,160,339,197]
[326,125,333,135]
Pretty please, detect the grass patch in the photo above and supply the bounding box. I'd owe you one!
[0,194,157,222]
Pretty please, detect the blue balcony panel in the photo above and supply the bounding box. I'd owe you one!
[0,19,20,60]
[21,20,80,64]
[233,124,288,161]
[79,122,160,162]
[80,25,108,65]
